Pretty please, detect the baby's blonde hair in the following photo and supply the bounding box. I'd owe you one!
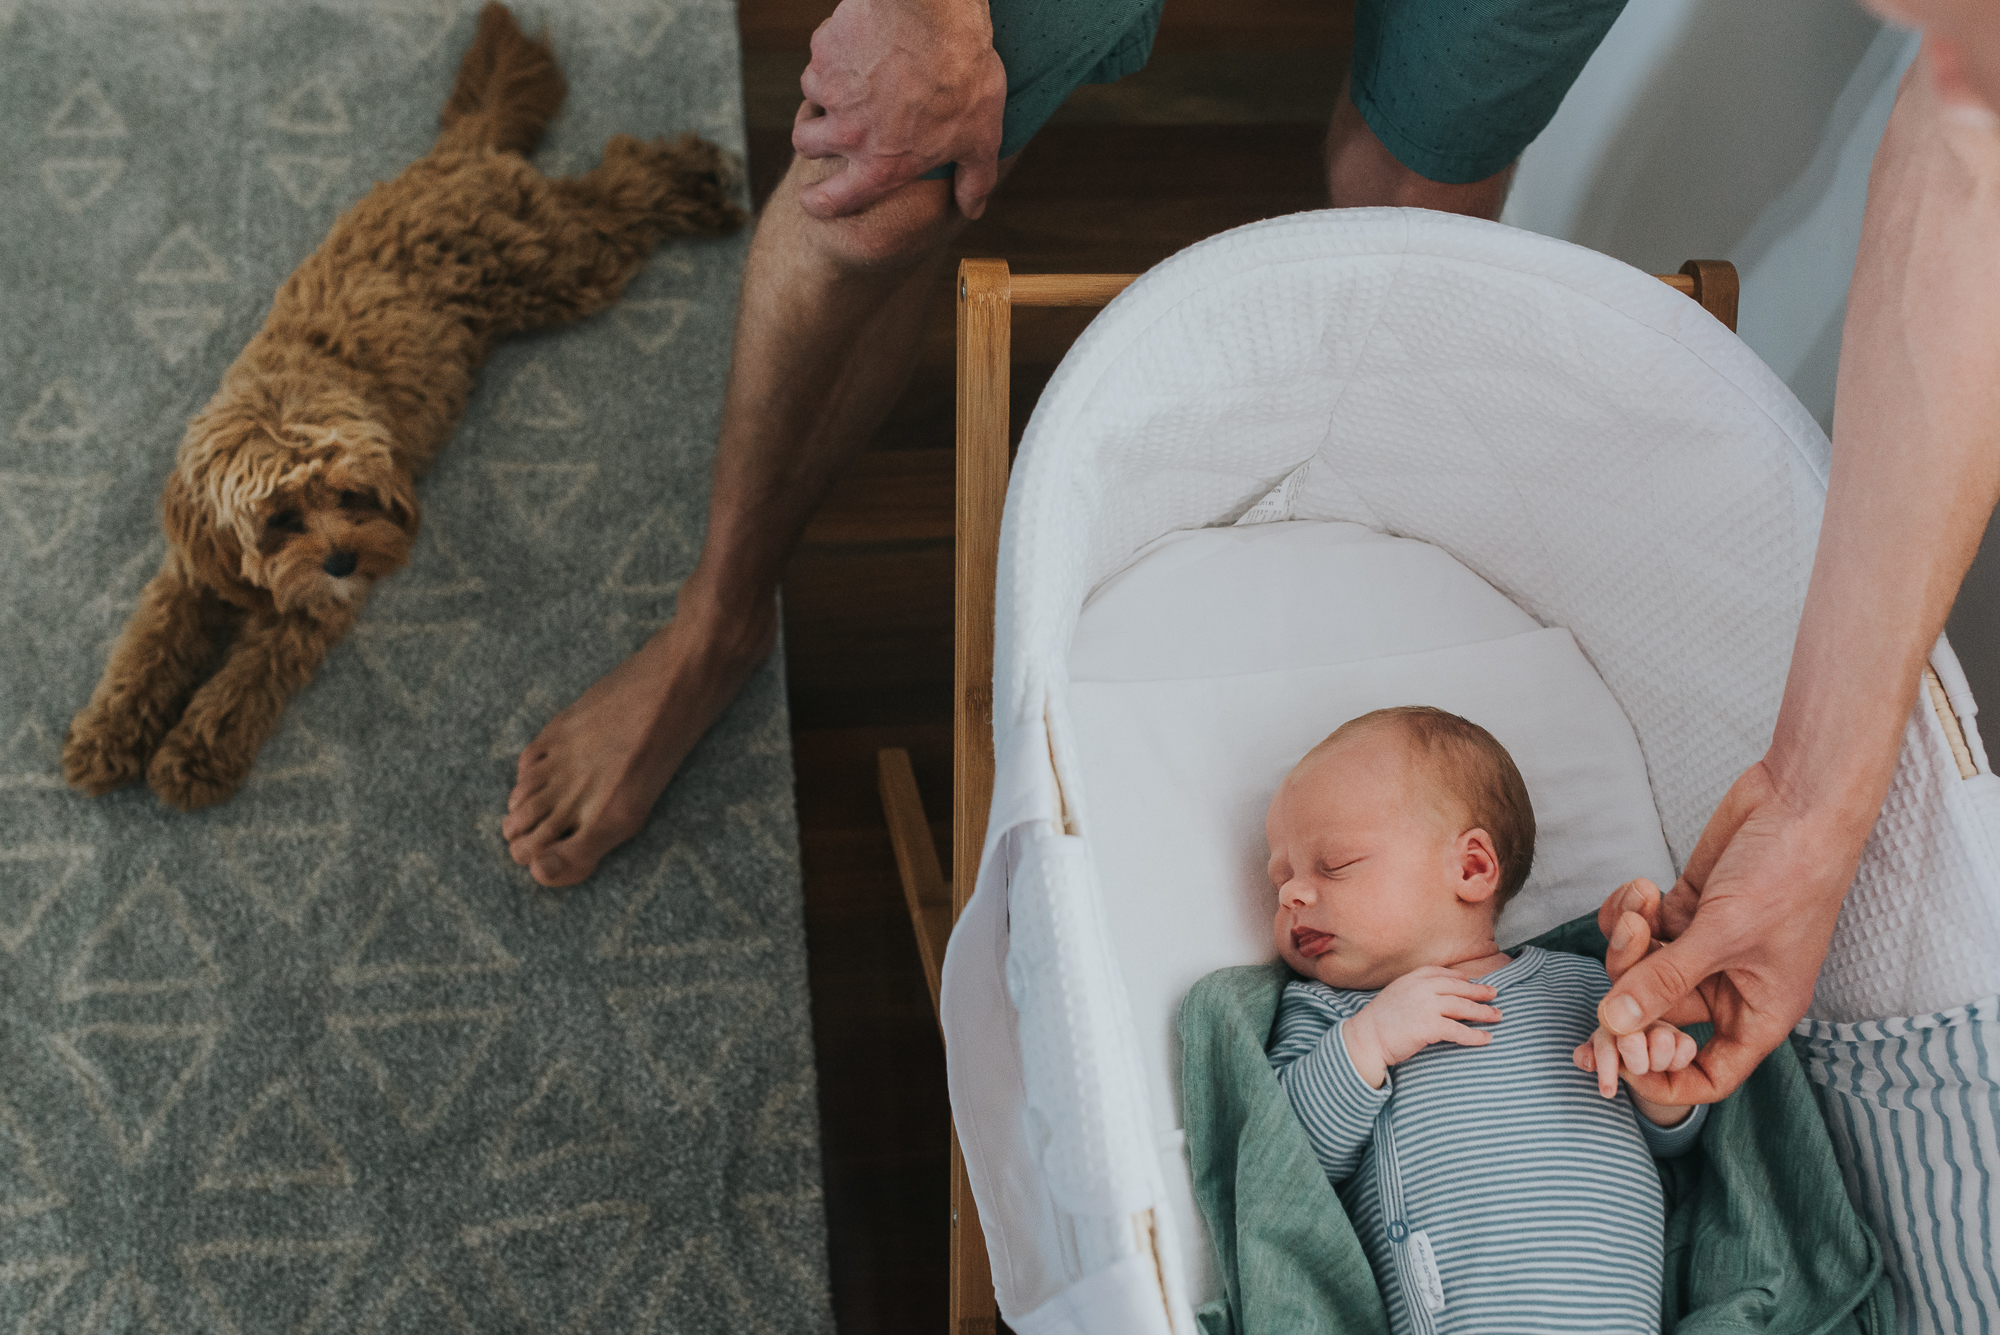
[1305,706,1537,909]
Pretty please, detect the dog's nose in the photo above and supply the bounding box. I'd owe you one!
[323,551,359,578]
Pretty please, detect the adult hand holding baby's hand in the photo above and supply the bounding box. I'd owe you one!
[1343,966,1502,1089]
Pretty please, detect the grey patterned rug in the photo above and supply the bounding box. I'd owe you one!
[0,3,835,1331]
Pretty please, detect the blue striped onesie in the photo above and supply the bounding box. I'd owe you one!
[1268,946,1707,1333]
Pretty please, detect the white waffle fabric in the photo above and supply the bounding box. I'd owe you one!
[938,210,2000,1334]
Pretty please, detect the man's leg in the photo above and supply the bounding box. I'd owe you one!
[1328,0,1633,219]
[1324,76,1514,219]
[502,152,1008,887]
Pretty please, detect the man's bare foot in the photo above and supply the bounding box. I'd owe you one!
[502,585,778,887]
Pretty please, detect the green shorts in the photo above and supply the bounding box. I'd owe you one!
[925,0,1628,186]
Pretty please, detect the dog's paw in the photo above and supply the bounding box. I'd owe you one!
[62,713,153,796]
[146,729,247,812]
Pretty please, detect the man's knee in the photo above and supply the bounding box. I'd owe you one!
[785,158,960,273]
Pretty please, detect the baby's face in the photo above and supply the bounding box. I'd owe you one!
[1268,731,1488,990]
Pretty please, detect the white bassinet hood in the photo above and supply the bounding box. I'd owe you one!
[941,209,2000,1332]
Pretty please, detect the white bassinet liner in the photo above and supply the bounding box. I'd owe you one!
[1068,519,1686,1303]
[939,210,2000,1332]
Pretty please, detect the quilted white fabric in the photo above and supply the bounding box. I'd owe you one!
[939,209,2000,1333]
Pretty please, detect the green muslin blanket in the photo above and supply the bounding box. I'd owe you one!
[1178,915,1896,1335]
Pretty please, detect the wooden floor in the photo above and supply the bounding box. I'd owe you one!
[754,2,1351,1330]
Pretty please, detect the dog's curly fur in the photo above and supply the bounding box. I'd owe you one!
[63,2,745,811]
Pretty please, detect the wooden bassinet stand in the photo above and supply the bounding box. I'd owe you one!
[874,254,1977,1333]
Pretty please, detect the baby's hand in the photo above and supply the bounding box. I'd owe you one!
[1342,966,1501,1089]
[1573,1022,1696,1098]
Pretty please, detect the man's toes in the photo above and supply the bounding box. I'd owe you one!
[530,824,626,889]
[502,789,556,842]
[507,812,567,867]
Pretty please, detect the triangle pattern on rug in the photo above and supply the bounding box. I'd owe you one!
[494,361,581,430]
[78,1264,173,1335]
[132,305,226,366]
[631,1236,776,1335]
[244,721,340,787]
[46,1020,225,1164]
[461,1198,649,1335]
[138,223,229,285]
[611,297,694,355]
[39,157,124,215]
[215,820,352,926]
[333,852,518,986]
[351,618,480,719]
[172,0,242,57]
[374,0,458,60]
[0,1094,66,1221]
[12,378,96,444]
[178,1234,374,1335]
[0,1256,87,1331]
[607,980,776,1116]
[0,472,113,559]
[487,683,556,760]
[265,153,351,209]
[197,1079,354,1191]
[45,78,127,139]
[373,520,483,605]
[59,865,223,1002]
[327,1005,516,1133]
[357,1256,474,1334]
[602,504,696,596]
[0,841,92,955]
[266,75,350,135]
[612,0,678,58]
[88,538,163,624]
[486,1060,629,1182]
[0,713,66,790]
[596,841,770,961]
[482,461,598,540]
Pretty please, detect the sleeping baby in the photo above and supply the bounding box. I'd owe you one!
[1265,705,1705,1332]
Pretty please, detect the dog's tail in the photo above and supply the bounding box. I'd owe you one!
[437,2,566,157]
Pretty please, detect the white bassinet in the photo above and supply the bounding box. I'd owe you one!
[934,211,2000,1334]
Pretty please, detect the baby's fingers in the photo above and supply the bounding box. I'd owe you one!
[1437,1021,1493,1048]
[1668,1028,1697,1071]
[1646,1025,1680,1073]
[1591,1027,1620,1098]
[1616,1027,1652,1076]
[1440,996,1502,1024]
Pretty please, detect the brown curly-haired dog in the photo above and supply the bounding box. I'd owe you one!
[63,1,745,811]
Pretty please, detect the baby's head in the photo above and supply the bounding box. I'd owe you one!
[1269,706,1535,990]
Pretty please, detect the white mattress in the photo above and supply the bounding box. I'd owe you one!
[1069,519,1676,1306]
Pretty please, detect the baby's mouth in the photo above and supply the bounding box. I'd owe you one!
[1291,926,1334,958]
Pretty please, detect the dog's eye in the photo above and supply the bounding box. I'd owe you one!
[337,490,382,513]
[269,510,306,535]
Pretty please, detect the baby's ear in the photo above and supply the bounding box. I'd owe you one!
[1454,828,1501,903]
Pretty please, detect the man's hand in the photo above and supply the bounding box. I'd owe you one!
[1341,966,1501,1089]
[791,0,1006,220]
[1591,767,1858,1105]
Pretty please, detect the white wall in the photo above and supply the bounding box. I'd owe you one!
[1503,1,2000,722]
